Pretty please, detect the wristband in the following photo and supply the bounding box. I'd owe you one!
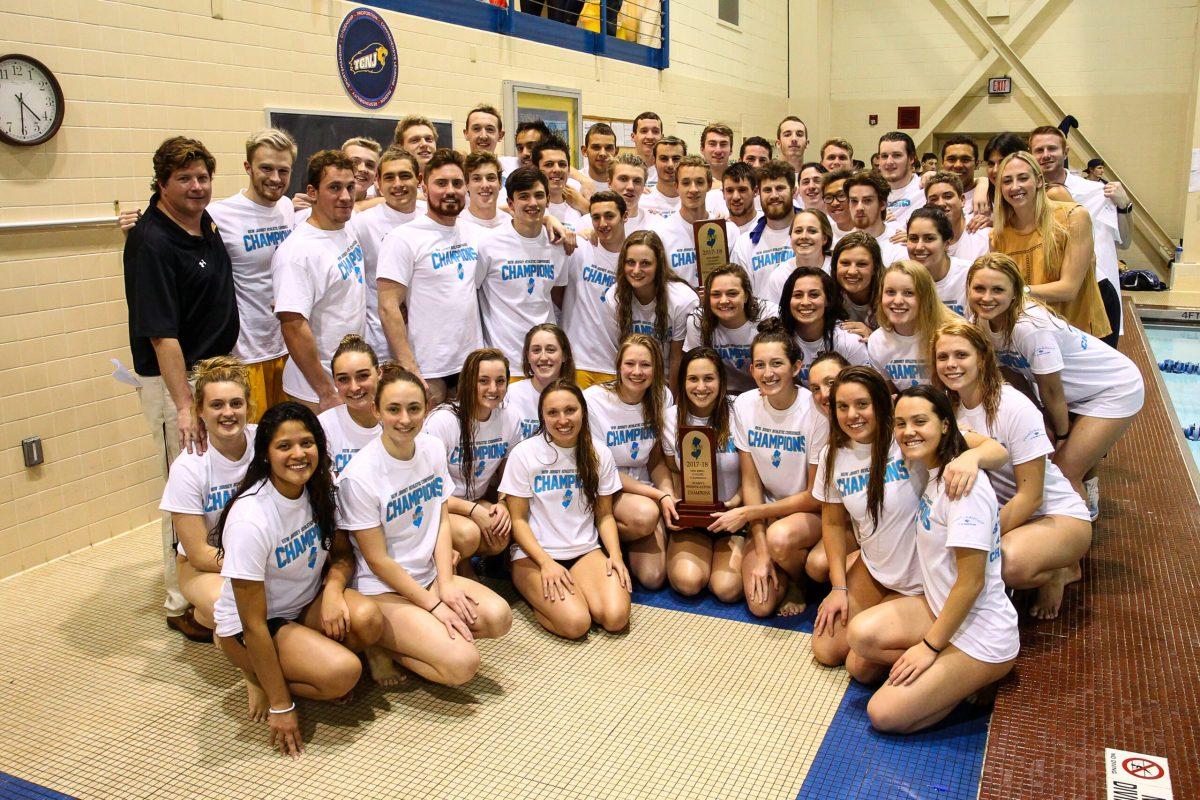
[470,502,480,517]
[830,586,848,592]
[429,600,444,614]
[922,638,943,654]
[268,703,296,715]
[658,493,671,504]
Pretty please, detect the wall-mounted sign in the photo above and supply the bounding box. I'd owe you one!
[988,76,1013,95]
[336,8,398,110]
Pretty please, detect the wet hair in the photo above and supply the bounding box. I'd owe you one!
[504,165,548,197]
[191,355,252,422]
[779,265,846,353]
[930,321,1004,429]
[215,402,335,558]
[831,230,884,310]
[538,379,602,509]
[375,362,428,408]
[793,208,834,257]
[589,189,627,218]
[824,366,894,530]
[447,348,510,500]
[675,347,732,451]
[895,385,968,472]
[758,158,797,191]
[739,136,773,159]
[521,323,577,382]
[750,316,802,364]
[331,333,379,374]
[615,229,687,343]
[940,134,979,161]
[609,333,669,442]
[876,260,959,341]
[722,161,759,189]
[532,134,570,169]
[152,136,215,193]
[907,206,954,244]
[699,264,762,348]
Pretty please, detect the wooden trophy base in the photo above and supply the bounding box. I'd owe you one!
[675,503,724,531]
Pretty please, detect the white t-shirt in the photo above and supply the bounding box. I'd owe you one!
[348,201,424,360]
[211,480,326,637]
[207,191,294,364]
[160,427,256,557]
[504,377,543,441]
[651,213,740,285]
[705,187,728,217]
[682,302,780,394]
[887,174,926,226]
[736,214,763,237]
[423,404,520,500]
[988,303,1143,418]
[376,215,484,379]
[640,189,726,221]
[955,386,1089,521]
[962,184,977,217]
[931,257,971,316]
[731,387,820,502]
[644,164,658,191]
[794,327,870,382]
[916,469,1019,664]
[498,155,520,180]
[475,223,569,367]
[731,221,795,301]
[762,256,832,308]
[562,239,620,373]
[272,223,367,402]
[1064,172,1121,289]
[337,435,453,594]
[866,224,909,266]
[601,281,700,376]
[546,200,584,232]
[584,383,662,484]
[499,434,622,561]
[623,207,655,236]
[461,207,512,230]
[812,440,925,595]
[947,228,989,264]
[319,405,381,476]
[662,411,741,504]
[868,327,931,389]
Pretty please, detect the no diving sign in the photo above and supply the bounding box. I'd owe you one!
[1105,749,1173,799]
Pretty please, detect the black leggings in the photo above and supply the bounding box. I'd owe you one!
[1098,278,1121,348]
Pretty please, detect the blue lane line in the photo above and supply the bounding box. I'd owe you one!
[0,773,75,800]
[796,681,991,800]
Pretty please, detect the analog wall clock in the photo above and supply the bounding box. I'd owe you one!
[0,54,65,146]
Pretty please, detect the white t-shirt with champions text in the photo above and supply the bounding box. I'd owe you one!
[662,411,741,504]
[348,201,425,360]
[336,435,453,593]
[868,327,931,390]
[887,174,926,226]
[160,426,256,558]
[931,257,971,317]
[376,215,484,379]
[272,223,367,402]
[562,240,621,373]
[423,404,521,500]
[682,302,780,394]
[916,469,1019,664]
[651,213,740,286]
[318,405,381,477]
[794,328,871,383]
[602,281,699,377]
[475,223,569,367]
[731,388,821,502]
[584,384,663,485]
[731,222,794,302]
[212,480,327,637]
[762,256,833,308]
[504,378,543,442]
[207,191,294,364]
[500,435,622,562]
[813,440,924,595]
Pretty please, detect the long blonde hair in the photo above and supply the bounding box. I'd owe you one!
[930,321,1004,429]
[992,151,1066,271]
[606,333,668,441]
[876,259,959,342]
[966,253,1061,348]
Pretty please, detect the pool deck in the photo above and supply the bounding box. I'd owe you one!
[978,299,1199,799]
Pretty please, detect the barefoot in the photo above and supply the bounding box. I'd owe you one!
[366,645,407,688]
[1030,566,1071,620]
[1065,560,1082,585]
[243,670,269,722]
[777,583,807,617]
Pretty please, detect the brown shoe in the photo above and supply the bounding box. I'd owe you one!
[167,609,214,643]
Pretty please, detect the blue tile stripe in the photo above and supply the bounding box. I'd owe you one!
[630,585,989,800]
[0,773,75,800]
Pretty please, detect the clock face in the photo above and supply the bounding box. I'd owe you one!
[0,55,64,146]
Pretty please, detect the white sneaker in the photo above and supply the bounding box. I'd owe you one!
[1084,476,1100,521]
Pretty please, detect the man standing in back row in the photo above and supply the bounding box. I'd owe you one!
[124,136,239,642]
[877,131,925,225]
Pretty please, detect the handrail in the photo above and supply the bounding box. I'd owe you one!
[0,216,119,233]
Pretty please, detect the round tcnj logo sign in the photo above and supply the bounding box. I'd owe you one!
[336,8,398,109]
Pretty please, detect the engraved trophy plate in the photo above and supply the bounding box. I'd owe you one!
[692,219,730,288]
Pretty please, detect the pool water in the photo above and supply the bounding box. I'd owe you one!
[1143,322,1200,465]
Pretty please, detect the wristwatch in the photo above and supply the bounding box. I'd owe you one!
[1117,202,1134,214]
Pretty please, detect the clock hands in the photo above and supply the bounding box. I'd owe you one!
[16,92,25,136]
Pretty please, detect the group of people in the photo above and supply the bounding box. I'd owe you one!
[123,105,1144,754]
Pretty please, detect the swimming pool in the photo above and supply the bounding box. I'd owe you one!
[1142,322,1200,465]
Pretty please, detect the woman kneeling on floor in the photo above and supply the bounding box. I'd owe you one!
[212,402,384,757]
[337,365,513,687]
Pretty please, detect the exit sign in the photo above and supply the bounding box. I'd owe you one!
[989,76,1013,95]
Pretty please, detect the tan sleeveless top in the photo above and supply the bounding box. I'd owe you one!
[990,201,1111,339]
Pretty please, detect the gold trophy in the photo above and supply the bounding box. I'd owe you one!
[692,219,730,288]
[675,426,723,529]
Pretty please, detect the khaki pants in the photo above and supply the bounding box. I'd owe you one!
[135,374,189,616]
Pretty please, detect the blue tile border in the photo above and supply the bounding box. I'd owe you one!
[0,773,75,800]
[632,584,817,632]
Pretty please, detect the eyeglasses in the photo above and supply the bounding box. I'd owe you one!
[823,192,848,204]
